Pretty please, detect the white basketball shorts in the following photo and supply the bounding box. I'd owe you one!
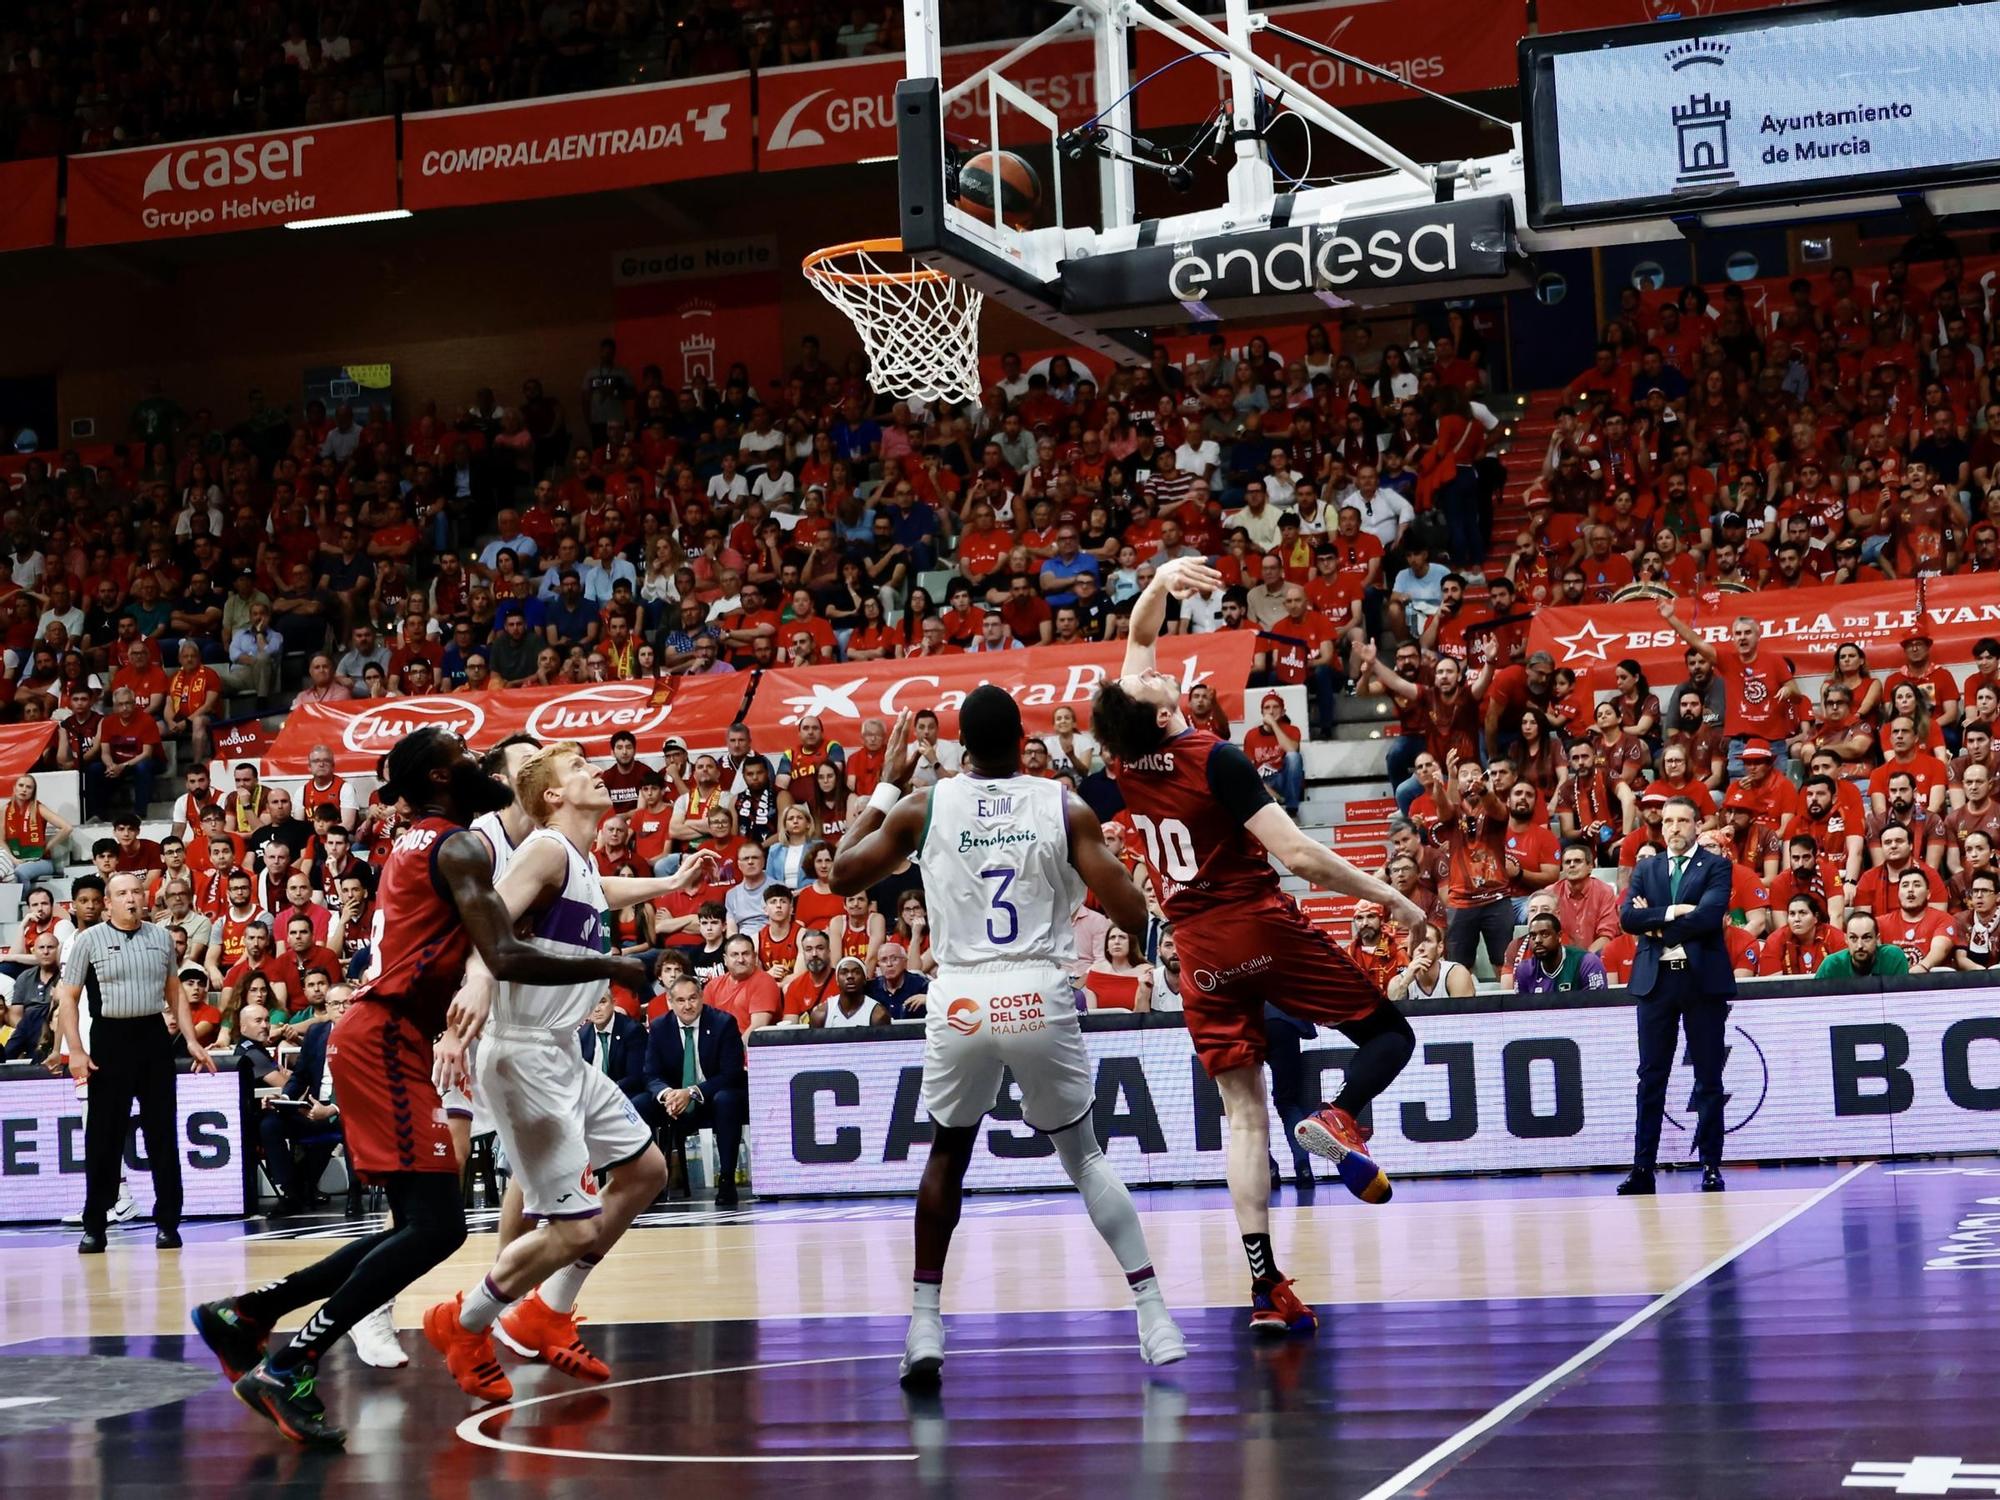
[921,962,1092,1132]
[476,1027,653,1217]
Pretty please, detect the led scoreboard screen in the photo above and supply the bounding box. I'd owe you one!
[1520,0,2000,229]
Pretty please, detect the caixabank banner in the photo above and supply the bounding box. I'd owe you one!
[747,988,2000,1195]
[0,1067,250,1222]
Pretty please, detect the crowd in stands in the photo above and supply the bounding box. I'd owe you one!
[0,0,1059,159]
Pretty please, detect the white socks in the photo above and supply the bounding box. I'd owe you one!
[458,1274,512,1332]
[540,1254,601,1314]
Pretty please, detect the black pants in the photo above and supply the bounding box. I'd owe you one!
[1632,976,1729,1170]
[665,1085,747,1187]
[1445,901,1513,970]
[84,1015,182,1234]
[1263,1006,1314,1176]
[259,1109,341,1200]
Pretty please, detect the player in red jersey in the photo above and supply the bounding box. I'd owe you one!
[190,726,654,1449]
[1091,558,1427,1337]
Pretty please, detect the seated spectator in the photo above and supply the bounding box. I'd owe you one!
[259,987,348,1215]
[1385,926,1475,1001]
[869,940,930,1018]
[1511,910,1608,995]
[1081,927,1153,1012]
[1817,911,1910,979]
[644,976,750,1206]
[703,934,781,1034]
[578,992,655,1122]
[809,957,891,1028]
[1757,894,1847,976]
[1954,870,2000,969]
[1552,840,1619,953]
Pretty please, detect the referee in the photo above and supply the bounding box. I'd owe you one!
[55,872,214,1253]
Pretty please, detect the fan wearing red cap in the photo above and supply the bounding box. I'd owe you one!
[1242,693,1303,817]
[1884,631,1963,739]
[1728,741,1798,835]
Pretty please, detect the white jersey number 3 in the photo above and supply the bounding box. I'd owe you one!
[1129,815,1198,882]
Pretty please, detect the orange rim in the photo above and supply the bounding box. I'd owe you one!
[801,237,955,288]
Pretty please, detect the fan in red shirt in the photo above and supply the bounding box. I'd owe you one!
[1657,601,1804,755]
[1757,893,1847,975]
[1880,867,1956,971]
[1091,558,1428,1334]
[704,933,784,1035]
[195,726,651,1446]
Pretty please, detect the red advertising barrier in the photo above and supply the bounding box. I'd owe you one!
[263,676,752,775]
[1526,575,2000,680]
[0,159,58,253]
[1131,0,1522,122]
[1538,0,1812,35]
[0,722,58,781]
[744,633,1259,740]
[65,118,398,248]
[758,0,1519,172]
[405,75,753,211]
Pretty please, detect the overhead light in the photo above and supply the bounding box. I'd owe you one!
[284,209,413,230]
[857,154,897,164]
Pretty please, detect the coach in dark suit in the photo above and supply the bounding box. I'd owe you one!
[1618,796,1735,1195]
[260,1014,345,1213]
[577,992,656,1125]
[643,976,749,1207]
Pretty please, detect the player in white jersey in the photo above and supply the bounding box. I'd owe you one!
[831,688,1186,1388]
[426,741,718,1400]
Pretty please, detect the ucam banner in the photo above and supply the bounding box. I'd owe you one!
[262,676,751,775]
[1527,574,2000,680]
[0,159,57,252]
[742,633,1258,740]
[65,117,398,248]
[748,985,2000,1196]
[403,74,753,211]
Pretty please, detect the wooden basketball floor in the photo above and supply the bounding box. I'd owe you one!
[4,1159,1998,1497]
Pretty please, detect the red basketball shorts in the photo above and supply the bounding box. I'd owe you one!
[325,1000,457,1180]
[1174,896,1384,1077]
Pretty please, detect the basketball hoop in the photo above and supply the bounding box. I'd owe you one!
[802,238,984,405]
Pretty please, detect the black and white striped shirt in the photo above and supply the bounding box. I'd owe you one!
[60,919,177,1021]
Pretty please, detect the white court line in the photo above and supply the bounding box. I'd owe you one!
[1353,1159,1877,1500]
[456,1341,1168,1465]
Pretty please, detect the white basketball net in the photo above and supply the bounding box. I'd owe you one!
[803,240,984,405]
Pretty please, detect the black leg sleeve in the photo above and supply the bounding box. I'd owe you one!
[1330,1001,1417,1116]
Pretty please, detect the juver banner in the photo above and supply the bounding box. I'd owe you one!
[749,988,2000,1196]
[743,633,1258,739]
[65,118,398,248]
[263,676,751,774]
[404,75,753,210]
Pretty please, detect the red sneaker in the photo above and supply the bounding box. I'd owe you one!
[1294,1106,1393,1204]
[423,1294,514,1403]
[1248,1278,1318,1336]
[497,1291,610,1383]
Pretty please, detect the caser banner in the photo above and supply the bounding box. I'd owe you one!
[748,988,2000,1196]
[1527,573,2000,680]
[262,675,752,775]
[404,75,753,211]
[0,1067,249,1222]
[65,117,398,248]
[0,159,58,253]
[742,632,1257,740]
[1057,197,1519,321]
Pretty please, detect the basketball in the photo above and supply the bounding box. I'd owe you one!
[955,150,1042,229]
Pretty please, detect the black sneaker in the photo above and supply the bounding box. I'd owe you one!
[192,1300,272,1382]
[233,1359,345,1448]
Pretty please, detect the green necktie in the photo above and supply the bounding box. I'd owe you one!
[1670,855,1687,903]
[681,1025,699,1087]
[596,1032,612,1073]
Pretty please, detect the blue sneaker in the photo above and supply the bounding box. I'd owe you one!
[1294,1106,1393,1204]
[1248,1277,1318,1336]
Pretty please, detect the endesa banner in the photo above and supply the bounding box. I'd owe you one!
[743,633,1258,741]
[0,1067,249,1222]
[749,986,2000,1196]
[756,0,1517,172]
[1526,574,2000,681]
[263,676,751,775]
[65,117,397,248]
[404,75,753,211]
[0,159,57,252]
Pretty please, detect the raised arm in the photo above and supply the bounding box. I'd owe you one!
[1353,640,1422,704]
[1121,556,1225,678]
[440,831,647,995]
[601,848,721,910]
[1655,595,1717,663]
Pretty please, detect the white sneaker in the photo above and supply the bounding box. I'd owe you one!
[1137,1295,1188,1367]
[108,1190,138,1224]
[899,1308,945,1390]
[347,1304,408,1368]
[61,1208,84,1226]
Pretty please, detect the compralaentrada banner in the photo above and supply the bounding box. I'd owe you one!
[0,1067,249,1222]
[746,988,2000,1196]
